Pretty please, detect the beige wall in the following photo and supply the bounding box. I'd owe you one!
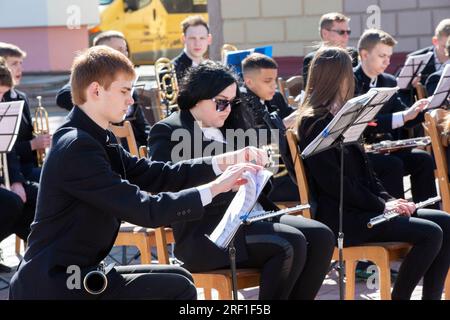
[209,0,450,60]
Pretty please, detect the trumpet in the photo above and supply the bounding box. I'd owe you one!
[83,262,108,295]
[33,96,49,166]
[154,57,179,119]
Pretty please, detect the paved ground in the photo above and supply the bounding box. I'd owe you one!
[0,102,444,300]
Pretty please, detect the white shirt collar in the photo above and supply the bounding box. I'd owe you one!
[201,127,226,144]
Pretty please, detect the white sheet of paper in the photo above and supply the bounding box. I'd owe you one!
[0,100,25,152]
[428,64,450,109]
[208,169,272,249]
[396,52,433,89]
[301,87,398,158]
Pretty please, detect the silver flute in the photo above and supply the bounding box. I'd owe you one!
[367,196,441,229]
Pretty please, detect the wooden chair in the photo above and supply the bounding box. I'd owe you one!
[109,121,175,264]
[277,76,304,106]
[286,129,411,300]
[15,236,26,257]
[423,110,450,300]
[154,227,260,300]
[415,83,428,101]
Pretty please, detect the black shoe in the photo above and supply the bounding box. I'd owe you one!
[0,262,12,273]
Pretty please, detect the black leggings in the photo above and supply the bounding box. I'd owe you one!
[364,209,450,300]
[101,264,197,300]
[238,215,335,300]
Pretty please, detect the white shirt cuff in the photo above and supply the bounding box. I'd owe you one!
[392,112,405,129]
[211,156,223,176]
[196,185,213,206]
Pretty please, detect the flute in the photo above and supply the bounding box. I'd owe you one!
[367,196,441,228]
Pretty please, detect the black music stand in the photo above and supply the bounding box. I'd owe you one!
[301,87,398,300]
[0,100,24,288]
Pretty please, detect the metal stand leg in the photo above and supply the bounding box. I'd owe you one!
[228,240,238,300]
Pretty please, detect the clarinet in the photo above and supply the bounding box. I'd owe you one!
[367,196,441,228]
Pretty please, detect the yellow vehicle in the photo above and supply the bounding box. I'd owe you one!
[91,0,208,65]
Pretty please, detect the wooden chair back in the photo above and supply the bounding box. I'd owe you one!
[109,120,139,157]
[285,129,411,299]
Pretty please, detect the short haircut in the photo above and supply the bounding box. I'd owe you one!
[70,46,135,106]
[435,19,450,38]
[181,15,209,34]
[319,12,350,34]
[358,29,397,53]
[177,60,238,110]
[242,53,278,75]
[0,42,27,59]
[0,57,13,87]
[93,30,126,46]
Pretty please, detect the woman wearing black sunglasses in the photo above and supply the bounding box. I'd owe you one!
[148,61,335,300]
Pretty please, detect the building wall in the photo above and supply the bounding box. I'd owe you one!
[0,0,99,72]
[209,0,450,75]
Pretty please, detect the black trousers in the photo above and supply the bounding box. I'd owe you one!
[369,148,437,206]
[361,209,450,300]
[0,182,38,242]
[100,264,197,300]
[0,187,23,242]
[236,215,335,300]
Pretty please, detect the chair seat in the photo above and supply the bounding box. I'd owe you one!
[119,222,154,234]
[332,242,411,262]
[192,268,261,299]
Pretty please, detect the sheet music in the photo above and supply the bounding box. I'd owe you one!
[428,64,450,109]
[301,87,398,158]
[343,87,399,142]
[0,100,24,152]
[396,52,433,89]
[208,169,272,249]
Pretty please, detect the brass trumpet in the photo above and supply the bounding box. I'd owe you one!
[33,96,49,166]
[154,57,179,119]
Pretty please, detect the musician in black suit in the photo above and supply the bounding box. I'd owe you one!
[55,31,150,148]
[409,19,450,85]
[240,53,299,202]
[148,61,335,300]
[298,46,450,300]
[302,13,358,87]
[172,15,211,83]
[0,57,37,262]
[9,46,268,300]
[0,42,51,182]
[354,29,437,205]
[425,36,450,97]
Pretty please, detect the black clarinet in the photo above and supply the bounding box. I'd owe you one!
[367,196,441,228]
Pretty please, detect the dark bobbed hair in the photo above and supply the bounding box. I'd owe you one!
[177,61,252,130]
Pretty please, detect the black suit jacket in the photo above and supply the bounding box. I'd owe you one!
[9,106,217,299]
[297,113,393,245]
[3,89,37,170]
[56,82,150,148]
[303,47,359,87]
[354,65,424,143]
[148,110,278,271]
[172,51,193,84]
[408,46,436,84]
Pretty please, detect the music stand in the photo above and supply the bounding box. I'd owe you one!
[301,87,398,300]
[0,100,24,288]
[428,64,450,110]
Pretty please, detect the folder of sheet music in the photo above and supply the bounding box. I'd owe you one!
[208,169,310,249]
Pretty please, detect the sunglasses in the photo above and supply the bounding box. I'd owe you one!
[212,98,239,112]
[328,29,351,36]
